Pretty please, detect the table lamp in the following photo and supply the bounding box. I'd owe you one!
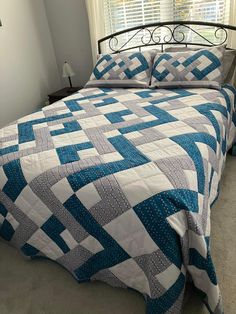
[62,61,76,91]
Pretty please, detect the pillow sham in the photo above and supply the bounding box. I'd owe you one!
[151,46,225,89]
[86,51,154,88]
[165,46,236,83]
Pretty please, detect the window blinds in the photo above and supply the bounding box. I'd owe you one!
[104,0,161,34]
[104,0,231,35]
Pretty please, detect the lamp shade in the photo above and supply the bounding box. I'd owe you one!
[62,62,75,78]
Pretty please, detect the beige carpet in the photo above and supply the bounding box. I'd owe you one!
[0,155,235,314]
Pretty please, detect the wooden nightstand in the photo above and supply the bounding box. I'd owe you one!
[48,87,83,104]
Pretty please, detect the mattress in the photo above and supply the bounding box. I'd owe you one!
[0,85,236,314]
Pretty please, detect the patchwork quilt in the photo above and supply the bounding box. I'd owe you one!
[0,85,236,314]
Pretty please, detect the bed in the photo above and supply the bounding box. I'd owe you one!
[1,22,236,314]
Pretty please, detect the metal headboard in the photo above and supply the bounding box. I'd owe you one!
[98,21,236,54]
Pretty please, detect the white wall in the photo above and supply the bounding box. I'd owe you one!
[0,0,61,128]
[44,0,93,88]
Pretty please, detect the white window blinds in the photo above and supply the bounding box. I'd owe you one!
[104,0,231,35]
[103,0,231,52]
[104,0,161,34]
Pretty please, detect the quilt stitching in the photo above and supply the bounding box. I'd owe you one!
[0,85,235,314]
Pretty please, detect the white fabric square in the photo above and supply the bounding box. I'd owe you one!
[114,167,142,187]
[181,94,207,106]
[79,116,110,129]
[49,124,64,131]
[19,140,36,150]
[104,130,121,138]
[123,114,138,121]
[158,65,165,72]
[165,73,175,81]
[113,64,120,72]
[15,186,52,226]
[73,109,86,116]
[56,109,71,115]
[52,130,88,148]
[154,121,196,137]
[196,143,209,160]
[155,264,181,290]
[121,179,153,206]
[167,210,188,238]
[28,229,51,251]
[1,139,18,148]
[60,229,78,250]
[188,265,220,311]
[33,122,48,130]
[169,107,199,120]
[109,259,150,295]
[176,64,185,71]
[18,111,45,124]
[125,131,142,140]
[204,124,217,137]
[115,162,173,207]
[207,69,219,80]
[101,152,123,163]
[76,182,101,209]
[6,212,19,230]
[0,168,7,189]
[141,115,156,122]
[144,145,187,161]
[79,99,90,105]
[51,178,74,204]
[184,170,198,192]
[185,72,195,81]
[104,209,159,257]
[197,57,211,70]
[115,94,140,102]
[20,149,61,182]
[28,229,64,260]
[153,138,175,148]
[78,148,99,159]
[41,241,64,260]
[137,142,158,154]
[0,124,18,139]
[80,235,103,254]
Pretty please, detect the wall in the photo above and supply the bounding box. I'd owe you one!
[0,0,61,128]
[44,0,93,88]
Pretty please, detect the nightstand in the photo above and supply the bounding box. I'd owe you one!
[48,87,83,104]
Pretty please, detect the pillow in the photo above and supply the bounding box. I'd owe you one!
[85,51,154,88]
[165,46,236,83]
[96,48,159,61]
[151,46,225,90]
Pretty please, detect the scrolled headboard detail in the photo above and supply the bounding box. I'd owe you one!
[98,21,236,54]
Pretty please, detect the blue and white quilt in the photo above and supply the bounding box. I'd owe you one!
[0,85,236,314]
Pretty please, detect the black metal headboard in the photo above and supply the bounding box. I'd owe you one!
[98,21,236,54]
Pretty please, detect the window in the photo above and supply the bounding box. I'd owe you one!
[104,0,231,51]
[104,0,161,34]
[104,0,231,34]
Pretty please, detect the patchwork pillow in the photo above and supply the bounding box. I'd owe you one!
[151,46,225,90]
[165,46,236,83]
[86,51,154,88]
